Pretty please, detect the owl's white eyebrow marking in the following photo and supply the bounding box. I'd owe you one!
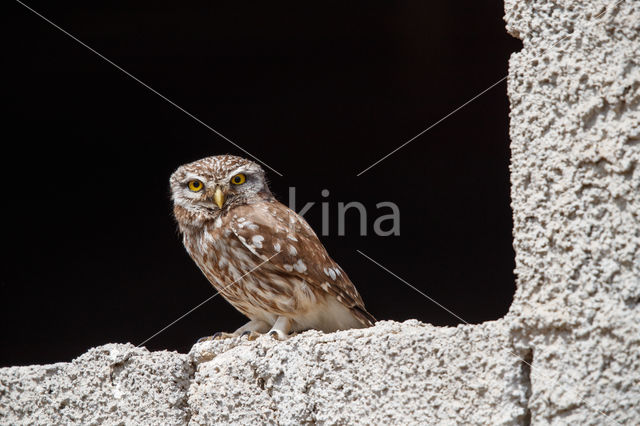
[225,164,261,180]
[183,172,207,183]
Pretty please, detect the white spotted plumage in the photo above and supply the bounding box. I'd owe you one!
[170,155,375,340]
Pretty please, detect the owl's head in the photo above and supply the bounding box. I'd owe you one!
[170,155,272,227]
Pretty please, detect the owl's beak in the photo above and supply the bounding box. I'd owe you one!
[213,187,225,209]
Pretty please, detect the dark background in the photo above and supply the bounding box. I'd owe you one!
[2,1,521,367]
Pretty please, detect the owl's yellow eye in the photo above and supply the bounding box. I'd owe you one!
[188,180,204,192]
[231,173,246,185]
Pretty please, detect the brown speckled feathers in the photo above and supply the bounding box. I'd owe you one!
[171,155,375,336]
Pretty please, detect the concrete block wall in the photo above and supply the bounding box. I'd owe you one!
[1,0,638,424]
[505,0,640,423]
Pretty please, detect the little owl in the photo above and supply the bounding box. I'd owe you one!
[170,155,376,340]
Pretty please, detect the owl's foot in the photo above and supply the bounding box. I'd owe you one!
[267,316,292,341]
[197,332,235,342]
[241,330,262,341]
[197,318,290,343]
[234,319,270,336]
[268,330,289,340]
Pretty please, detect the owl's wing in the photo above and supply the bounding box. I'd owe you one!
[228,201,375,327]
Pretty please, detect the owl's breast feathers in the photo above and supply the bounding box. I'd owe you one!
[185,200,375,328]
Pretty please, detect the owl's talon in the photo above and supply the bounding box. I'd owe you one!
[267,316,292,341]
[213,332,236,340]
[241,331,262,341]
[268,330,287,341]
[197,332,235,343]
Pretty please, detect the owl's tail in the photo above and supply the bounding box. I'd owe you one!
[351,306,377,328]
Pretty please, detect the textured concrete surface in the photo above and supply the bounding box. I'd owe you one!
[505,0,640,424]
[0,344,193,425]
[188,320,528,425]
[1,321,529,425]
[1,0,639,424]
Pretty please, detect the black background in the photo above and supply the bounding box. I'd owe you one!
[2,1,521,367]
